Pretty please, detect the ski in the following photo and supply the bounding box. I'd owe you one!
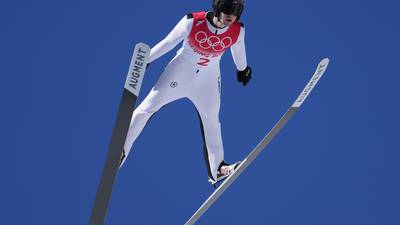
[89,43,151,225]
[185,58,330,225]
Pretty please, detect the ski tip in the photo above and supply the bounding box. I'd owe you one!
[291,57,330,108]
[135,42,151,50]
[320,57,330,66]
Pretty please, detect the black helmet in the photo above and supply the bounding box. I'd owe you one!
[212,0,244,20]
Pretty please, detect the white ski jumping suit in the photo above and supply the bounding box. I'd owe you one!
[123,11,248,181]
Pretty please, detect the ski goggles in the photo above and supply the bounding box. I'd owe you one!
[218,1,243,17]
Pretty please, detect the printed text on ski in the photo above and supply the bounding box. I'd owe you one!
[128,47,147,91]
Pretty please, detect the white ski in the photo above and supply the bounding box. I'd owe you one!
[185,58,330,225]
[89,43,150,225]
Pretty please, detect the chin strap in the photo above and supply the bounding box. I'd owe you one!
[215,15,227,29]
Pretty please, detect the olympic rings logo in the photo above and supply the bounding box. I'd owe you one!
[194,31,232,52]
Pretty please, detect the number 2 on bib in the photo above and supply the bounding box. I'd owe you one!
[197,58,210,66]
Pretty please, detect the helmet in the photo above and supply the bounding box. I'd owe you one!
[212,0,244,20]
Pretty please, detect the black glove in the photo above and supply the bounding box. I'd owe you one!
[237,66,252,86]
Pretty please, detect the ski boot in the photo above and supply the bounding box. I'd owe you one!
[208,161,241,188]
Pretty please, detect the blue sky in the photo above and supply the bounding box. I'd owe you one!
[1,0,399,225]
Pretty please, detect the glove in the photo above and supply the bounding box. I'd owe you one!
[237,66,252,86]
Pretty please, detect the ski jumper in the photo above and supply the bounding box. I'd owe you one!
[123,11,248,181]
